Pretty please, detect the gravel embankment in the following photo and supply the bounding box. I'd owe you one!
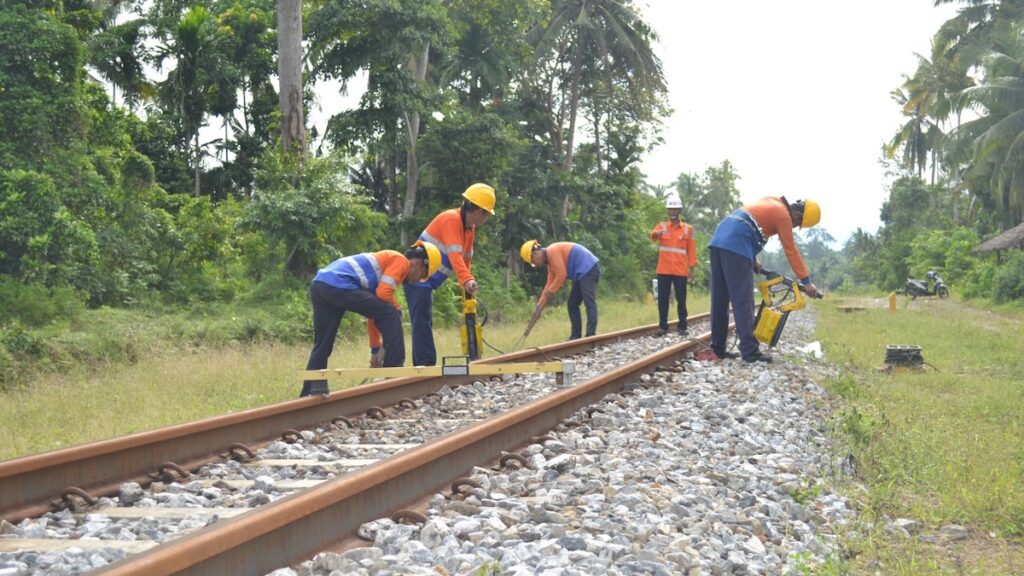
[277,310,853,576]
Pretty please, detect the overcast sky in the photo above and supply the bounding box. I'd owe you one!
[637,0,959,243]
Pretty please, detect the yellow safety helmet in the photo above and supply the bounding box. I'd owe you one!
[520,239,540,266]
[413,241,442,280]
[800,199,821,228]
[462,183,496,215]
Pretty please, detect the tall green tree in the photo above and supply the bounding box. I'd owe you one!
[309,0,451,244]
[88,19,151,110]
[952,21,1024,224]
[153,5,231,197]
[529,0,665,173]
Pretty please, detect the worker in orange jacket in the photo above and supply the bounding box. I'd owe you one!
[708,197,821,363]
[650,195,698,336]
[405,183,496,366]
[301,242,441,396]
[520,240,601,340]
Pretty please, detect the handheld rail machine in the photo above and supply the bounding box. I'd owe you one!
[461,291,483,360]
[753,270,819,346]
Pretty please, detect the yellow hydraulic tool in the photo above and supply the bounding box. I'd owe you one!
[753,270,819,346]
[461,291,483,360]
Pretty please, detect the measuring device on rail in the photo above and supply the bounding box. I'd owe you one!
[753,270,821,346]
[300,356,575,395]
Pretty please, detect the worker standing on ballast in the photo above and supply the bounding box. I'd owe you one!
[301,242,441,397]
[405,183,496,366]
[520,240,600,340]
[650,194,698,336]
[708,197,821,363]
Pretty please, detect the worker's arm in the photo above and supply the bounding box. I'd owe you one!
[687,225,698,268]
[440,218,475,288]
[649,223,667,241]
[366,255,408,353]
[775,224,811,282]
[538,252,568,308]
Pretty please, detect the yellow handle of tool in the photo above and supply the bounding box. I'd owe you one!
[757,276,805,312]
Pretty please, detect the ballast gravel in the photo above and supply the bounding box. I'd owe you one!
[1,314,855,576]
[271,311,853,576]
[0,324,707,575]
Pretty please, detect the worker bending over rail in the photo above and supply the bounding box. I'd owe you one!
[650,194,698,336]
[708,197,821,363]
[521,240,601,340]
[405,183,496,366]
[300,242,441,397]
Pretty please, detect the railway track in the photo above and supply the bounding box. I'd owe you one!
[1,316,721,575]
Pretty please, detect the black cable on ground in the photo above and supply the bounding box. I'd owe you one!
[474,296,509,355]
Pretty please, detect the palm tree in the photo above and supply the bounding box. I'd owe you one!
[153,6,230,196]
[952,21,1024,223]
[530,0,665,172]
[89,19,151,110]
[887,86,933,179]
[437,22,509,110]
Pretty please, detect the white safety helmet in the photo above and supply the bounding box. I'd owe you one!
[665,196,683,209]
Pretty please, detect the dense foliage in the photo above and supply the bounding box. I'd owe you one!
[3,0,1024,389]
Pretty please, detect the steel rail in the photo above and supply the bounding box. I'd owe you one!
[95,330,714,576]
[0,314,709,523]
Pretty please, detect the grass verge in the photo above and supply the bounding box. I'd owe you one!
[816,295,1024,575]
[0,295,692,461]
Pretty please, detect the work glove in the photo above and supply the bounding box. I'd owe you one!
[804,283,822,299]
[463,279,479,296]
[369,347,386,368]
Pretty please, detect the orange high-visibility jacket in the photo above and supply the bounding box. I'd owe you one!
[419,208,475,288]
[744,197,809,280]
[537,242,599,308]
[650,220,697,276]
[365,250,410,349]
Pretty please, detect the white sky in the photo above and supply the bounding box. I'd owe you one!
[638,0,959,243]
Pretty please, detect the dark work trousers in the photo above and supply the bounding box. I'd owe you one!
[301,281,404,397]
[403,283,436,366]
[567,264,601,339]
[709,247,758,358]
[656,274,689,332]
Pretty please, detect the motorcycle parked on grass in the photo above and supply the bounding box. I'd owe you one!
[905,271,949,299]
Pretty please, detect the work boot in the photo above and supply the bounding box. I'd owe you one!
[655,328,669,337]
[715,350,739,360]
[677,327,689,337]
[742,351,772,364]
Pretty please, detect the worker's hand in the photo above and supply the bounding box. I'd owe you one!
[804,283,822,299]
[463,279,479,296]
[369,348,386,368]
[753,260,762,274]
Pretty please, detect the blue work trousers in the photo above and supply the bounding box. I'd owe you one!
[301,281,404,397]
[404,283,437,366]
[709,247,759,358]
[567,264,601,339]
[657,274,689,331]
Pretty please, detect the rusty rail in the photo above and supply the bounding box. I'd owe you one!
[0,315,709,523]
[95,330,713,575]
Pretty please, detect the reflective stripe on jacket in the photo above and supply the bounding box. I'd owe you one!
[313,250,410,348]
[650,221,697,276]
[418,208,475,289]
